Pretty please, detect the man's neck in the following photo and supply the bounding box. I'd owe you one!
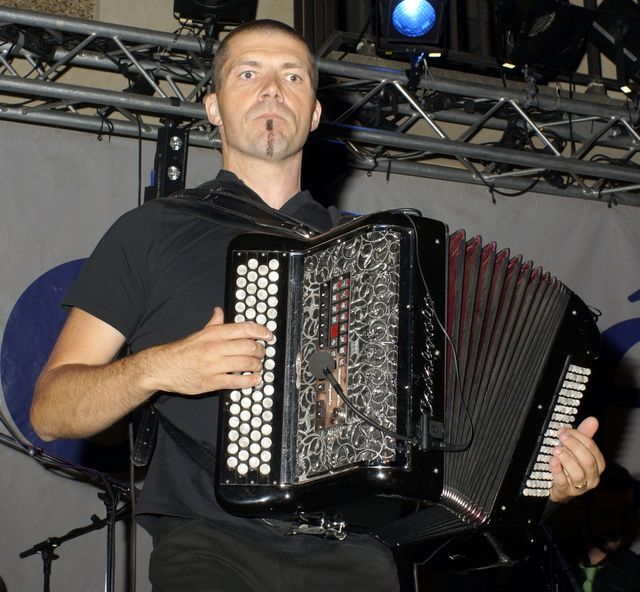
[222,154,303,210]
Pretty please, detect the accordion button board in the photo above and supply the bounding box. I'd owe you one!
[216,212,449,515]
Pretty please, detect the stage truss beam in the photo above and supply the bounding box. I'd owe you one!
[1,6,640,206]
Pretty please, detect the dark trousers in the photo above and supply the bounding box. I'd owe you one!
[149,516,400,592]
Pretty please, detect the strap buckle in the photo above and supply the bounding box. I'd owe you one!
[287,512,347,540]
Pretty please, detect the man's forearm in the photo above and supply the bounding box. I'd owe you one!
[31,348,159,441]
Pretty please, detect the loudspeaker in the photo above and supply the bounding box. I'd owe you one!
[173,0,258,25]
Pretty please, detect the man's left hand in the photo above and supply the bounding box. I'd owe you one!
[549,416,605,502]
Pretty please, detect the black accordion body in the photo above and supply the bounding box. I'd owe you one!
[216,210,598,551]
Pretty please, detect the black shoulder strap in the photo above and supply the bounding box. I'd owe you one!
[155,406,217,477]
[161,179,323,239]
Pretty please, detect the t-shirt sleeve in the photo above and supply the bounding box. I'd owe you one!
[62,205,155,340]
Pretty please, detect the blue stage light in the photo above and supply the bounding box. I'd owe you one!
[392,0,437,38]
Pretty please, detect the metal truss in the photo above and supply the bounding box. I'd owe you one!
[2,6,640,206]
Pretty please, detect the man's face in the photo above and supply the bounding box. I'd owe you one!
[205,29,321,164]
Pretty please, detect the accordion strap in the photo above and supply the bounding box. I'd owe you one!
[162,179,328,239]
[155,405,217,477]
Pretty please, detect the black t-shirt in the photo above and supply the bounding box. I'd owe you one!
[63,172,335,537]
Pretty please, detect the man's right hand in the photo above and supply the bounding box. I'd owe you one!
[151,306,271,395]
[30,306,271,441]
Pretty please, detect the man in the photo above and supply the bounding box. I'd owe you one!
[30,19,605,592]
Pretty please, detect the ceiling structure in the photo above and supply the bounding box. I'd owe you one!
[1,5,640,205]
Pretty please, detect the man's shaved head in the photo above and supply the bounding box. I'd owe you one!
[211,19,318,92]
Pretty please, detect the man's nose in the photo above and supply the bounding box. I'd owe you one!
[259,72,282,100]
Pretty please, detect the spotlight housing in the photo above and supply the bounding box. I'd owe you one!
[375,0,449,56]
[495,0,594,78]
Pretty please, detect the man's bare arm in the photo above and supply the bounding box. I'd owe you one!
[31,307,271,441]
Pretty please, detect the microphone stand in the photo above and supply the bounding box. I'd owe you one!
[0,431,134,592]
[19,503,129,592]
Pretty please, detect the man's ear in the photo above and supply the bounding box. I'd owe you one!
[310,99,322,132]
[204,93,222,127]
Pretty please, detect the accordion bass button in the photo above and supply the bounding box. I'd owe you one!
[268,259,279,270]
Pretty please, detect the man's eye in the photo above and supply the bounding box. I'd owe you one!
[240,71,254,79]
[287,74,301,82]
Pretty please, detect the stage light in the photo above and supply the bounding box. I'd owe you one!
[375,0,449,56]
[495,0,594,78]
[392,0,437,38]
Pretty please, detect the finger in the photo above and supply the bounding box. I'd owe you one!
[576,416,598,439]
[559,422,606,476]
[213,371,264,391]
[215,355,264,375]
[205,306,225,327]
[548,454,572,502]
[217,338,266,359]
[219,321,273,341]
[552,442,589,490]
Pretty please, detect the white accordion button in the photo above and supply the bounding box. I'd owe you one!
[236,264,247,276]
[248,258,259,270]
[268,259,279,270]
[259,464,271,476]
[260,450,272,463]
[237,463,249,476]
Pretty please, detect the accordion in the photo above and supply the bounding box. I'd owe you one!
[216,210,598,550]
